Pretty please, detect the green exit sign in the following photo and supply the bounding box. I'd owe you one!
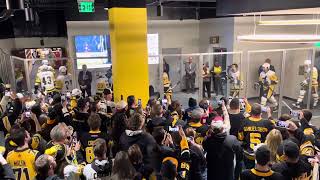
[79,1,95,13]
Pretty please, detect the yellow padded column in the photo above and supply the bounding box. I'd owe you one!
[108,3,149,105]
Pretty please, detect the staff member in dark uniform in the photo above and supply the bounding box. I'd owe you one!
[78,64,92,97]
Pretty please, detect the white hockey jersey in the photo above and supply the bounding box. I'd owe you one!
[35,67,55,93]
[56,74,73,93]
[96,77,109,94]
[83,160,111,180]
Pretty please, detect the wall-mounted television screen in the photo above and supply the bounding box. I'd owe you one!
[74,34,159,69]
[75,35,111,69]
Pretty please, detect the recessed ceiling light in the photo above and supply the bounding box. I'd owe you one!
[238,34,320,43]
[258,19,320,26]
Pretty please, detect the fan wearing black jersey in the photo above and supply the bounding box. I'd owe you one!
[80,113,108,164]
[238,103,274,169]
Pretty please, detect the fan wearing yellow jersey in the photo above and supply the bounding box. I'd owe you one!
[6,127,40,180]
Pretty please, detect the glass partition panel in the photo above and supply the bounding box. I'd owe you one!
[11,57,74,95]
[280,49,315,119]
[0,52,14,89]
[202,52,243,104]
[73,57,112,97]
[149,56,161,100]
[11,56,28,93]
[161,54,201,109]
[247,50,284,116]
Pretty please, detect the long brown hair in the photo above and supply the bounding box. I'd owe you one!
[112,151,136,179]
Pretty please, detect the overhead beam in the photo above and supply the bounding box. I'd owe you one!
[216,0,320,16]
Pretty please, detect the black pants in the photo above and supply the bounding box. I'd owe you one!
[213,76,224,96]
[81,85,91,97]
[203,81,211,98]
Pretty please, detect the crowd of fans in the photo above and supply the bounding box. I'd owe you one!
[0,87,319,180]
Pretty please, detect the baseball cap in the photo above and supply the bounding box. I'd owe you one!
[116,100,127,110]
[255,145,270,166]
[191,108,204,119]
[283,141,300,159]
[211,120,224,129]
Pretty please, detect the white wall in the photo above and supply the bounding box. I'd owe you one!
[65,17,319,99]
[0,37,68,53]
[233,16,315,99]
[66,20,200,92]
[147,20,199,92]
[199,18,234,53]
[148,20,200,54]
[14,37,68,49]
[0,39,15,54]
[66,20,199,57]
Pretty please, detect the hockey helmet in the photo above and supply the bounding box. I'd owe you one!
[59,66,67,74]
[71,88,82,98]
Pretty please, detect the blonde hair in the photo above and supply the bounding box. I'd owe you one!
[265,129,283,163]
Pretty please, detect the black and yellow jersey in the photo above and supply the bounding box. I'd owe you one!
[185,122,209,145]
[6,148,39,180]
[80,130,108,164]
[45,141,67,162]
[240,168,283,180]
[40,119,58,142]
[299,119,318,137]
[238,117,274,153]
[30,133,47,154]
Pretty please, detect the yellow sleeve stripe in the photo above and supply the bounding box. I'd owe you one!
[238,132,244,141]
[180,136,189,150]
[2,116,11,132]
